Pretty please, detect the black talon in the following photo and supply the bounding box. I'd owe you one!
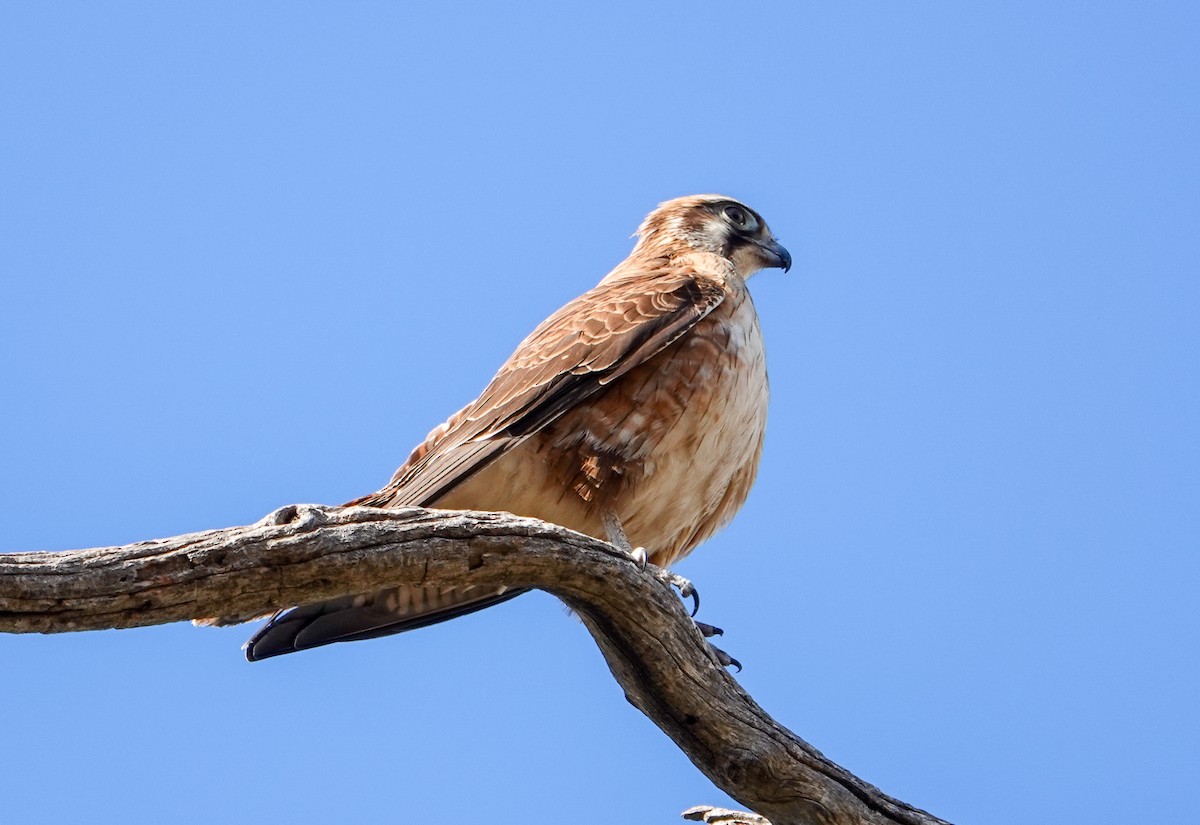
[682,582,700,616]
[694,621,724,638]
[709,642,742,672]
[652,567,700,616]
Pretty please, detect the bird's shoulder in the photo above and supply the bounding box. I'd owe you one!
[500,252,734,373]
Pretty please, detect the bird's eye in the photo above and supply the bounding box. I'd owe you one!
[723,205,749,227]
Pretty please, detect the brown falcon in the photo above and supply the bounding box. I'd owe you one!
[243,194,791,661]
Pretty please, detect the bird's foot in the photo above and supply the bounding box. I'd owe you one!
[693,620,739,670]
[655,568,700,616]
[638,559,737,670]
[627,546,648,569]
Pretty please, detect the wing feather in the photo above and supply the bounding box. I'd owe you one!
[365,266,726,508]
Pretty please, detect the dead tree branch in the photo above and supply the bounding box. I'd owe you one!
[0,504,947,825]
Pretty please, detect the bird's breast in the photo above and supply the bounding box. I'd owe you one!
[597,287,768,565]
[435,286,768,567]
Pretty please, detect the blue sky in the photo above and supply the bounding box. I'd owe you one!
[2,3,1197,823]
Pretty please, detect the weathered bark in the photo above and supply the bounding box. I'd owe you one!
[0,504,948,825]
[683,805,772,825]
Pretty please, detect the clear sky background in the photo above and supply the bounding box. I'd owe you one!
[2,4,1197,824]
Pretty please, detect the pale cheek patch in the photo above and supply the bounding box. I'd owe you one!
[731,245,765,278]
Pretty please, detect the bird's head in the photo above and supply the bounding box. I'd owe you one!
[633,194,791,278]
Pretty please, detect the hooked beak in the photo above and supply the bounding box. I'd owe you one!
[756,237,792,272]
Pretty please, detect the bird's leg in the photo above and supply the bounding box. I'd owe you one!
[603,510,648,568]
[603,510,700,617]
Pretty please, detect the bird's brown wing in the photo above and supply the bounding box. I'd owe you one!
[243,266,727,661]
[355,267,727,508]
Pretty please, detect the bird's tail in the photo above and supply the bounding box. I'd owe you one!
[243,584,528,661]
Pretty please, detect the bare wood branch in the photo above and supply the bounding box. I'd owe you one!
[683,805,772,825]
[0,504,948,825]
